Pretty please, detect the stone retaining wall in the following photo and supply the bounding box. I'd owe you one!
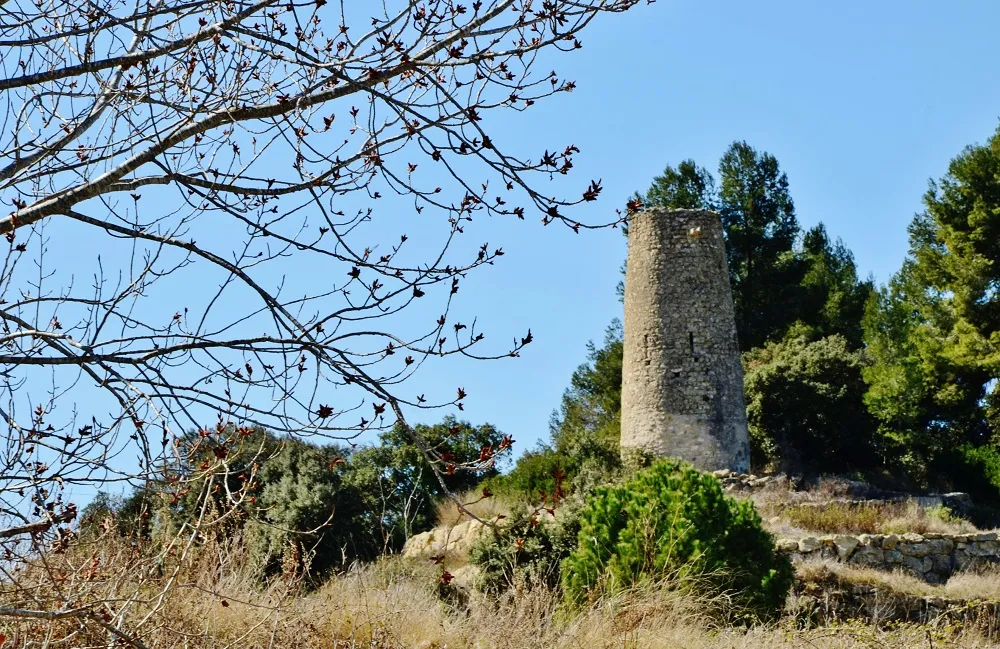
[401,518,1000,587]
[712,470,973,511]
[778,532,1000,584]
[794,571,1000,630]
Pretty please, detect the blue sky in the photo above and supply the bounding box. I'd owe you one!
[30,2,1000,505]
[411,0,1000,456]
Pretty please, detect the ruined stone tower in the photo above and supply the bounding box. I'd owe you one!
[620,208,750,473]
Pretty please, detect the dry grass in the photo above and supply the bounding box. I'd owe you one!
[434,489,514,526]
[155,557,1000,649]
[797,558,1000,601]
[4,533,1000,648]
[758,500,978,537]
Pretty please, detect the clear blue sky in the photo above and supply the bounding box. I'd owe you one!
[38,2,1000,502]
[410,0,1000,456]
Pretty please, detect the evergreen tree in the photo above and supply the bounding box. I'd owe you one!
[547,321,625,484]
[717,141,802,350]
[494,323,624,500]
[561,459,792,622]
[349,417,506,532]
[638,146,871,353]
[795,224,875,348]
[864,125,1000,479]
[639,159,716,211]
[743,333,878,473]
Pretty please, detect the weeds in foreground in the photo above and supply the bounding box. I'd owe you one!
[3,530,1000,649]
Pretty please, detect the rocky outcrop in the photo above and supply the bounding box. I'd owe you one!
[402,519,485,559]
[779,532,1000,584]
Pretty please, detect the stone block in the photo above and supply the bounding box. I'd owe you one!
[882,534,899,551]
[402,530,437,558]
[776,538,799,553]
[834,535,859,560]
[969,541,1000,556]
[849,545,885,567]
[926,538,954,555]
[799,537,821,553]
[929,553,952,575]
[899,541,932,557]
[901,554,924,572]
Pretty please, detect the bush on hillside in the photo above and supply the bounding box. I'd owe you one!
[931,444,1000,512]
[560,460,792,623]
[482,447,565,504]
[743,332,879,473]
[469,499,583,598]
[84,417,508,583]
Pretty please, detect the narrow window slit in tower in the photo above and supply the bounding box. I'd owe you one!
[689,331,695,356]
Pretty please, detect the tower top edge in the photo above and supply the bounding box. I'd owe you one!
[633,207,720,218]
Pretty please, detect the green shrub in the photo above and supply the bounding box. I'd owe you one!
[560,459,792,622]
[469,499,583,598]
[743,333,879,473]
[484,447,564,503]
[933,444,1000,504]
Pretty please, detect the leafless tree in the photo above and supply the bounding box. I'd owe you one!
[0,0,644,643]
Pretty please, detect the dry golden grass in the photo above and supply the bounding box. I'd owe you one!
[433,489,514,526]
[758,500,978,537]
[797,558,1000,601]
[4,533,1000,648]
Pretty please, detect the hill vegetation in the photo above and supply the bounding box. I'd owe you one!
[497,130,1000,502]
[35,125,1000,649]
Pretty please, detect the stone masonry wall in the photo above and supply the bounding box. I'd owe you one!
[779,532,1000,584]
[402,525,1000,587]
[621,208,750,472]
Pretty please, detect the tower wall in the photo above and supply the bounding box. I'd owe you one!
[620,208,750,472]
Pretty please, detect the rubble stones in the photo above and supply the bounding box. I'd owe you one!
[799,537,822,553]
[776,539,800,553]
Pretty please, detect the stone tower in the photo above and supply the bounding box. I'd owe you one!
[620,208,750,472]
